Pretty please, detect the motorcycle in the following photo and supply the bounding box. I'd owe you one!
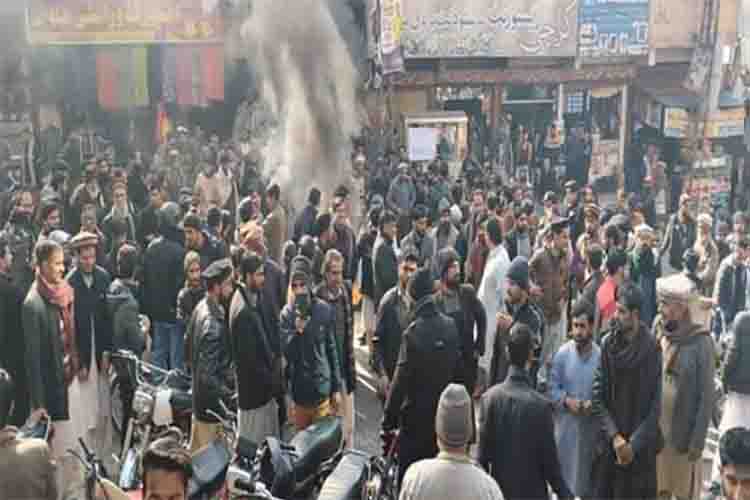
[111,350,193,490]
[226,416,344,499]
[69,438,135,500]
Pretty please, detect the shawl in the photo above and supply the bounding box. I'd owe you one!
[660,322,708,375]
[36,274,77,384]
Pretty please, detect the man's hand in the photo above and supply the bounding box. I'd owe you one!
[619,442,634,465]
[496,312,513,332]
[29,408,48,425]
[564,397,581,415]
[295,317,308,335]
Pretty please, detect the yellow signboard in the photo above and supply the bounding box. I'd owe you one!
[663,107,689,138]
[703,108,745,138]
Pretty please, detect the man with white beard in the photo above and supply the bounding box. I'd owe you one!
[102,180,137,246]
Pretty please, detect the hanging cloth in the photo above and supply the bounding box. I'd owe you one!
[132,47,150,108]
[96,50,119,111]
[202,44,225,102]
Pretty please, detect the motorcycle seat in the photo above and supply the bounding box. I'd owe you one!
[168,390,192,415]
[290,416,342,481]
[316,450,369,500]
[188,438,231,498]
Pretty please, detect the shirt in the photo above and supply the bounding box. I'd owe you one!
[399,452,504,500]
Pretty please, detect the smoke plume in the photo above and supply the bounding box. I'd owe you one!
[241,0,363,208]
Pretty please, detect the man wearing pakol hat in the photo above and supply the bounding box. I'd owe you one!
[491,256,545,387]
[529,217,570,387]
[188,258,236,453]
[280,256,342,432]
[434,248,487,397]
[479,324,573,500]
[476,217,511,394]
[398,384,503,500]
[383,268,464,483]
[653,272,715,500]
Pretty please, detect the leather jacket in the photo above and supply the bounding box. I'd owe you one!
[723,326,750,394]
[189,296,235,422]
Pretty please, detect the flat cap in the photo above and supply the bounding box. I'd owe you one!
[70,231,99,250]
[202,258,233,282]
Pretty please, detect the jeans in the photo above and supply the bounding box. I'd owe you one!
[152,321,184,372]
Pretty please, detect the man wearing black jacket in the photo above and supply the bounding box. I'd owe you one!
[143,203,186,371]
[434,247,487,396]
[382,268,464,484]
[479,324,573,500]
[230,252,281,444]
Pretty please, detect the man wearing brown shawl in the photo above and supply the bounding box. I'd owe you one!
[653,273,715,500]
[591,282,662,499]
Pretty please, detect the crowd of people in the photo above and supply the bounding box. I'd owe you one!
[0,124,749,500]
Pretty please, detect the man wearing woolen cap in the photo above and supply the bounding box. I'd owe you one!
[398,384,503,500]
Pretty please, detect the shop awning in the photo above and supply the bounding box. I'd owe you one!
[636,64,701,109]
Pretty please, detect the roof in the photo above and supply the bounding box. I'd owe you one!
[404,111,468,125]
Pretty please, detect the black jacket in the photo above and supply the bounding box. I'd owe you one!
[261,257,285,348]
[715,253,747,327]
[373,235,398,306]
[142,231,185,323]
[356,229,377,299]
[314,283,357,394]
[189,296,235,422]
[373,286,410,379]
[293,204,318,242]
[0,274,28,425]
[489,301,545,386]
[479,366,573,500]
[67,266,112,370]
[383,298,464,468]
[723,325,750,394]
[660,213,697,271]
[229,285,279,411]
[196,231,228,270]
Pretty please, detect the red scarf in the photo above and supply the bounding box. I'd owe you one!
[36,274,78,384]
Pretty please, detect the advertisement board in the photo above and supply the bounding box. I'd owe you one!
[407,127,438,162]
[663,107,689,138]
[579,0,649,58]
[400,0,579,58]
[27,0,222,45]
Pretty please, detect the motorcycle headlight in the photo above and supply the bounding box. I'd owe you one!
[132,389,154,423]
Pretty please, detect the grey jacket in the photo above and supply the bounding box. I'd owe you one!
[22,283,67,421]
[106,279,146,357]
[400,230,436,269]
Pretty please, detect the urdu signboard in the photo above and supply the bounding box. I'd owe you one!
[400,0,579,58]
[579,0,650,58]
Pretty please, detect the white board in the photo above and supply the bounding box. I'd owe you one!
[407,127,438,162]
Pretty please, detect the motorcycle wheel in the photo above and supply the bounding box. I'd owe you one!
[111,375,124,436]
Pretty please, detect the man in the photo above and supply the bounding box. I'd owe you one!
[332,198,358,281]
[591,282,662,500]
[188,258,235,453]
[400,204,435,269]
[654,273,715,500]
[548,298,601,498]
[262,183,288,265]
[539,191,560,230]
[37,200,62,242]
[144,203,186,371]
[714,237,749,335]
[477,217,511,391]
[629,224,660,327]
[490,256,545,387]
[107,244,146,356]
[101,180,137,247]
[711,427,750,500]
[0,369,57,500]
[315,250,357,448]
[660,193,697,275]
[69,161,106,234]
[4,189,37,294]
[504,205,533,261]
[398,384,504,500]
[373,210,399,307]
[66,232,112,457]
[373,252,418,396]
[576,204,602,264]
[141,436,192,500]
[430,200,460,268]
[281,257,342,431]
[194,146,233,217]
[22,239,76,490]
[478,324,573,500]
[0,232,28,425]
[138,182,167,247]
[383,268,464,482]
[596,249,627,333]
[184,212,227,270]
[294,187,321,242]
[563,180,585,247]
[727,213,747,255]
[435,248,487,396]
[529,219,570,384]
[312,212,336,284]
[580,243,605,308]
[386,163,416,240]
[230,251,281,445]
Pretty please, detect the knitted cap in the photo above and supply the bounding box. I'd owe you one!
[506,256,530,291]
[435,384,472,448]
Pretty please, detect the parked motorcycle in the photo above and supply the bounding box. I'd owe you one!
[69,438,135,500]
[111,350,193,490]
[227,416,344,499]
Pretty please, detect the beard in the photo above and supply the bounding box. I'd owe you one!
[446,276,460,289]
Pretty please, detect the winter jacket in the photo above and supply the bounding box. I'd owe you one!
[373,286,411,379]
[196,231,228,270]
[386,175,416,215]
[479,367,573,500]
[142,231,185,323]
[529,247,569,325]
[281,297,342,407]
[67,266,112,371]
[188,297,235,422]
[314,283,357,394]
[22,283,68,420]
[373,235,398,307]
[177,286,205,326]
[263,204,288,265]
[659,213,697,271]
[106,278,146,357]
[723,318,750,394]
[400,230,436,269]
[714,253,747,328]
[356,230,377,299]
[294,204,318,242]
[0,274,28,425]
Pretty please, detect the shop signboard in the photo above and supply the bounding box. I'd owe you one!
[579,0,650,58]
[703,108,746,138]
[26,0,222,45]
[380,0,404,75]
[400,0,579,58]
[589,138,619,183]
[663,107,689,138]
[407,127,438,162]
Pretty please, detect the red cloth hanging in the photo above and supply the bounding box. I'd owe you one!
[96,50,119,110]
[175,46,196,107]
[202,44,224,101]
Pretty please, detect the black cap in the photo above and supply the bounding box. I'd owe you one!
[313,213,332,237]
[182,212,202,231]
[202,258,233,283]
